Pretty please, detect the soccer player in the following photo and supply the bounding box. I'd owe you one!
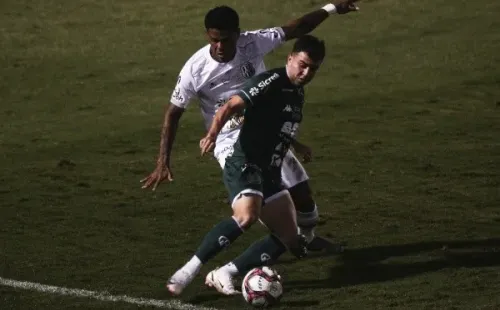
[168,34,327,296]
[141,1,359,250]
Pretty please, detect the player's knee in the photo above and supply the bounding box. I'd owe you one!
[232,211,259,230]
[232,195,261,229]
[288,181,315,213]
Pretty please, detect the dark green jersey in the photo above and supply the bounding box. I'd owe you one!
[232,67,304,172]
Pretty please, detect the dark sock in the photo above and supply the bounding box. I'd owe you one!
[233,234,287,275]
[194,217,243,264]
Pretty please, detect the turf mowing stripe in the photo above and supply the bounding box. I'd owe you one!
[0,277,220,310]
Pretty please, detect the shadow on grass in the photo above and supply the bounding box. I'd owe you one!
[284,238,500,291]
[184,239,500,306]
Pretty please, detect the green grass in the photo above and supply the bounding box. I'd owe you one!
[1,0,500,309]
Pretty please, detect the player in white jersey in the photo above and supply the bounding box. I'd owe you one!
[142,1,359,251]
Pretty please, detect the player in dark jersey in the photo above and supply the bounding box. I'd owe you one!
[168,35,326,296]
[220,67,306,207]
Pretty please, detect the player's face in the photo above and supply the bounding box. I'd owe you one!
[286,52,322,86]
[206,28,240,63]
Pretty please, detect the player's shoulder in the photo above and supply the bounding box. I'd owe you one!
[180,45,211,78]
[250,67,286,89]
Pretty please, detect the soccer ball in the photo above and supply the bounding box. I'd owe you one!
[242,266,283,308]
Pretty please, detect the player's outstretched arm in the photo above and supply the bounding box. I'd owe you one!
[281,0,360,41]
[200,96,246,155]
[141,103,184,190]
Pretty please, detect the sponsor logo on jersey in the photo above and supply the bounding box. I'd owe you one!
[281,121,300,137]
[248,87,259,96]
[240,62,256,79]
[248,72,280,97]
[172,88,183,101]
[283,105,301,121]
[257,72,279,89]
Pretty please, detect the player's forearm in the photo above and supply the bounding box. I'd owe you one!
[282,9,329,40]
[158,105,183,165]
[206,104,235,140]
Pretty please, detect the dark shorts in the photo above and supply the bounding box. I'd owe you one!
[223,155,284,206]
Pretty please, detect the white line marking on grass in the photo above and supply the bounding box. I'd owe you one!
[0,277,220,310]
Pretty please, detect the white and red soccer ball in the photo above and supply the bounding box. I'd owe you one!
[241,266,284,308]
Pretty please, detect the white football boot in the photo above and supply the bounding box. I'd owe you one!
[205,268,240,295]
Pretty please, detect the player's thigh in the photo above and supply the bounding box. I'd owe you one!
[223,157,264,217]
[260,189,298,246]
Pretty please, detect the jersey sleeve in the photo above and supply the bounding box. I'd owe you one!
[243,27,286,56]
[237,70,281,107]
[170,62,196,109]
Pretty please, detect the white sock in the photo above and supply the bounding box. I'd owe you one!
[297,205,319,243]
[182,255,203,276]
[296,205,319,227]
[220,262,239,276]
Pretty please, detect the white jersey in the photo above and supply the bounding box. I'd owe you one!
[170,27,286,166]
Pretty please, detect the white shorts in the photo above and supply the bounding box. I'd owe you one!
[214,141,309,189]
[280,150,309,188]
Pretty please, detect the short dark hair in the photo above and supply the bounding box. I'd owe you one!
[291,35,326,62]
[204,6,239,32]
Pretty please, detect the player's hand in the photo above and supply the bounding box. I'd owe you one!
[332,0,360,14]
[293,142,313,163]
[140,161,173,191]
[200,135,216,156]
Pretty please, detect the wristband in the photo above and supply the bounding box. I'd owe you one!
[322,3,337,14]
